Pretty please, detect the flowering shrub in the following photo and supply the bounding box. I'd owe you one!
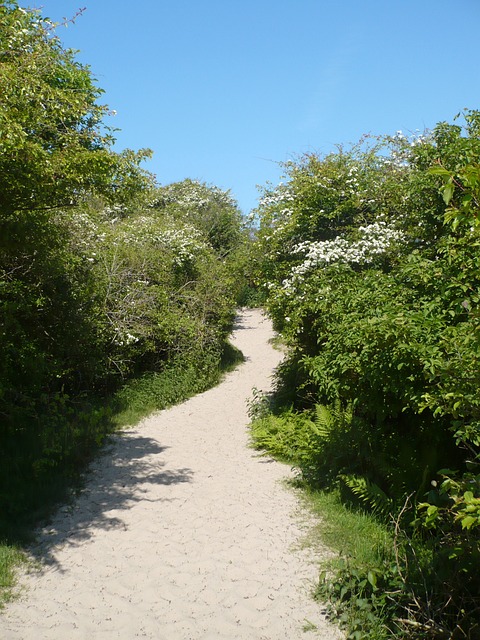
[158,179,237,210]
[253,111,480,637]
[0,2,243,531]
[153,179,244,257]
[282,220,404,291]
[117,216,208,265]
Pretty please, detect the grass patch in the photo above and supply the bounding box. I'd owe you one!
[297,486,399,640]
[303,487,393,564]
[0,544,27,609]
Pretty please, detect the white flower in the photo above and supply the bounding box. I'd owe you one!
[281,221,404,290]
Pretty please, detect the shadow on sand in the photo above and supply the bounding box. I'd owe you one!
[28,432,193,570]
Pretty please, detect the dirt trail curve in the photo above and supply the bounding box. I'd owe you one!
[0,308,342,640]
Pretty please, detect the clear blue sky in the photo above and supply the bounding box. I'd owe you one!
[24,0,480,214]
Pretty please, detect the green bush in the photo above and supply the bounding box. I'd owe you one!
[0,3,245,542]
[252,111,480,637]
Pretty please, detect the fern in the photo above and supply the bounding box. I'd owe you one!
[313,401,353,441]
[313,404,334,440]
[340,474,392,518]
[250,410,316,463]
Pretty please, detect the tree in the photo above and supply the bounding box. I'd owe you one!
[153,179,244,257]
[0,1,153,216]
[0,1,154,418]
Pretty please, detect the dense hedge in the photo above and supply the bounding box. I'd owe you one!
[0,2,247,527]
[252,113,480,637]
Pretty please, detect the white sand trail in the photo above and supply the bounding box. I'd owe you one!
[0,308,342,639]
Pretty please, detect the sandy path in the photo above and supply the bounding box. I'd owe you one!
[0,308,341,640]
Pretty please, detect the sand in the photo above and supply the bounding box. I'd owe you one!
[0,308,342,639]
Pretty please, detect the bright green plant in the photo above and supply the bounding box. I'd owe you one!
[0,1,153,214]
[252,111,480,637]
[339,476,392,520]
[0,2,244,552]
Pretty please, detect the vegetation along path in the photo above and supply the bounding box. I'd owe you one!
[0,309,342,640]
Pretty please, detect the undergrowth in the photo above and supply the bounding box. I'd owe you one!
[249,398,480,639]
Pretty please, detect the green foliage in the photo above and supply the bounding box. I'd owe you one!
[418,469,480,533]
[0,1,246,559]
[0,183,241,523]
[0,2,153,214]
[317,558,403,640]
[252,110,480,637]
[310,488,480,639]
[0,1,156,429]
[339,476,392,520]
[0,544,26,608]
[250,407,317,464]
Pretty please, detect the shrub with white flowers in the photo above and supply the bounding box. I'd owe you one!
[252,114,480,639]
[283,221,404,290]
[153,179,244,257]
[118,216,208,266]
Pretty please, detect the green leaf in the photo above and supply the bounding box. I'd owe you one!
[460,515,477,530]
[443,182,454,205]
[367,571,377,589]
[429,165,452,177]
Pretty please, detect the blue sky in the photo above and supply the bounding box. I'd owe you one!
[24,0,480,214]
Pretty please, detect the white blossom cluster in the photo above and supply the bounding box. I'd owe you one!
[344,165,360,191]
[157,226,207,266]
[159,180,236,210]
[387,130,432,168]
[257,181,295,211]
[410,133,429,147]
[282,221,404,290]
[69,211,99,240]
[257,182,296,241]
[103,203,129,219]
[65,212,108,264]
[119,217,207,265]
[113,330,140,347]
